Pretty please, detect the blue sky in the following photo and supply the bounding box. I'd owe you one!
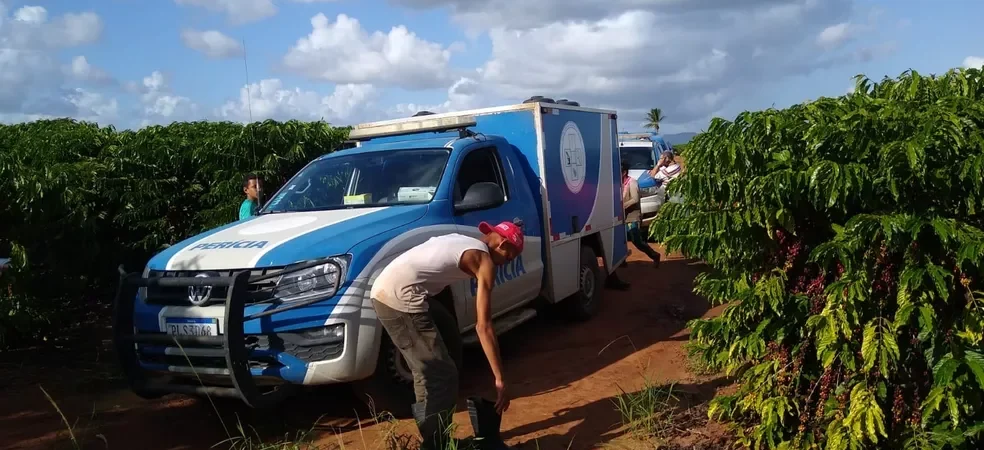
[1,0,983,133]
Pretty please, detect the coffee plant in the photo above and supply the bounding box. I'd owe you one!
[652,67,984,449]
[0,119,349,349]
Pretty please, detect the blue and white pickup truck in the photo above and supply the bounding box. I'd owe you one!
[113,98,630,409]
[617,132,673,223]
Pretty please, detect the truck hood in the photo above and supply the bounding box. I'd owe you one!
[147,205,429,271]
[631,170,659,189]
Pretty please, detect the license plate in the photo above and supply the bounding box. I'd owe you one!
[165,317,219,336]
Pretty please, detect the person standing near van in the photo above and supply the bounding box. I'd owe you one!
[369,221,523,449]
[239,173,263,220]
[622,163,662,267]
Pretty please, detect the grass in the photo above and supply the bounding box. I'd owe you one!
[610,373,713,449]
[682,341,719,377]
[39,385,107,450]
[216,419,334,450]
[612,377,681,445]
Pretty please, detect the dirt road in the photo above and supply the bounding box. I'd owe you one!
[0,247,731,450]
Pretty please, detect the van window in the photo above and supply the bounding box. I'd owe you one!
[620,146,656,170]
[454,147,509,203]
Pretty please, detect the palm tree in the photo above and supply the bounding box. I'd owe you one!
[644,108,665,134]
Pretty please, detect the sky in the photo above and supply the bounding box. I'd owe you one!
[1,0,983,134]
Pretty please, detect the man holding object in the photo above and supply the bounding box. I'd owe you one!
[369,221,523,448]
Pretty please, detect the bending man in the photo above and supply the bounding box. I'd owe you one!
[369,221,523,449]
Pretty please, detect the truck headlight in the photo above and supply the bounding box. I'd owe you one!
[640,186,661,195]
[274,255,350,302]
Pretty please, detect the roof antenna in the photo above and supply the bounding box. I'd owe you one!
[242,38,253,123]
[242,38,261,204]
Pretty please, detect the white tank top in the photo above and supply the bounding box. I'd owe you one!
[370,233,489,313]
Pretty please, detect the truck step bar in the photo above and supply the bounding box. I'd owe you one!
[462,307,538,346]
[112,263,340,408]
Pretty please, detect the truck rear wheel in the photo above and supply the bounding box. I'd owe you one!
[563,244,603,321]
[354,299,462,418]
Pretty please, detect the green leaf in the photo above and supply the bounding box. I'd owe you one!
[861,318,900,376]
[845,382,887,443]
[934,356,960,386]
[918,305,936,342]
[894,303,915,330]
[947,394,961,428]
[861,322,878,371]
[925,264,953,300]
[922,386,946,422]
[964,351,984,390]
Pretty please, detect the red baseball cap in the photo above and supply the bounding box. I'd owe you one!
[479,221,525,253]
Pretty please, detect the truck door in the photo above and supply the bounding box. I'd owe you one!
[449,141,542,316]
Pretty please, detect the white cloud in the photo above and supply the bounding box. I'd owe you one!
[0,88,118,124]
[180,29,243,58]
[67,88,119,122]
[388,0,886,130]
[217,79,377,123]
[0,4,110,120]
[64,56,113,84]
[389,76,487,117]
[391,0,807,32]
[963,56,984,70]
[282,13,453,89]
[13,5,46,23]
[817,22,854,49]
[174,0,277,25]
[0,0,902,132]
[2,6,102,49]
[132,71,201,124]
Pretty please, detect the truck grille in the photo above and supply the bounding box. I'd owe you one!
[145,268,284,306]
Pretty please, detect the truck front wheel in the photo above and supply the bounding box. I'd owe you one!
[563,244,603,321]
[354,299,462,418]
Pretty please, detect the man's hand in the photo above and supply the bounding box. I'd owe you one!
[495,377,510,414]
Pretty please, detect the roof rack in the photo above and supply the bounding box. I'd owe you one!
[348,114,477,140]
[617,132,657,141]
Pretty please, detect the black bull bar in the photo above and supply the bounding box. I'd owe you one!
[112,260,339,408]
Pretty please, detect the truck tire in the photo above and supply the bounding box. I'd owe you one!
[564,244,603,321]
[354,299,462,418]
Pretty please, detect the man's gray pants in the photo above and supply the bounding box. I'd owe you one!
[372,299,459,445]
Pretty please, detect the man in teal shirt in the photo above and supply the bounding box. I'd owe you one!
[239,173,263,220]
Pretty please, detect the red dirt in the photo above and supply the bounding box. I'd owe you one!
[0,245,733,450]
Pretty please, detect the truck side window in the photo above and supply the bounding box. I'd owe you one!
[454,147,509,204]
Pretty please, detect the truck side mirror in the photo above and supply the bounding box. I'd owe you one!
[454,182,505,213]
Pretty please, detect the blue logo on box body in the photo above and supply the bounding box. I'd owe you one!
[190,240,269,250]
[470,256,526,296]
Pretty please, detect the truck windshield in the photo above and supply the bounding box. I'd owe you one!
[260,148,451,213]
[620,146,655,170]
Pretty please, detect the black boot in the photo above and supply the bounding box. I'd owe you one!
[650,251,661,268]
[466,397,512,450]
[412,402,455,450]
[605,270,631,290]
